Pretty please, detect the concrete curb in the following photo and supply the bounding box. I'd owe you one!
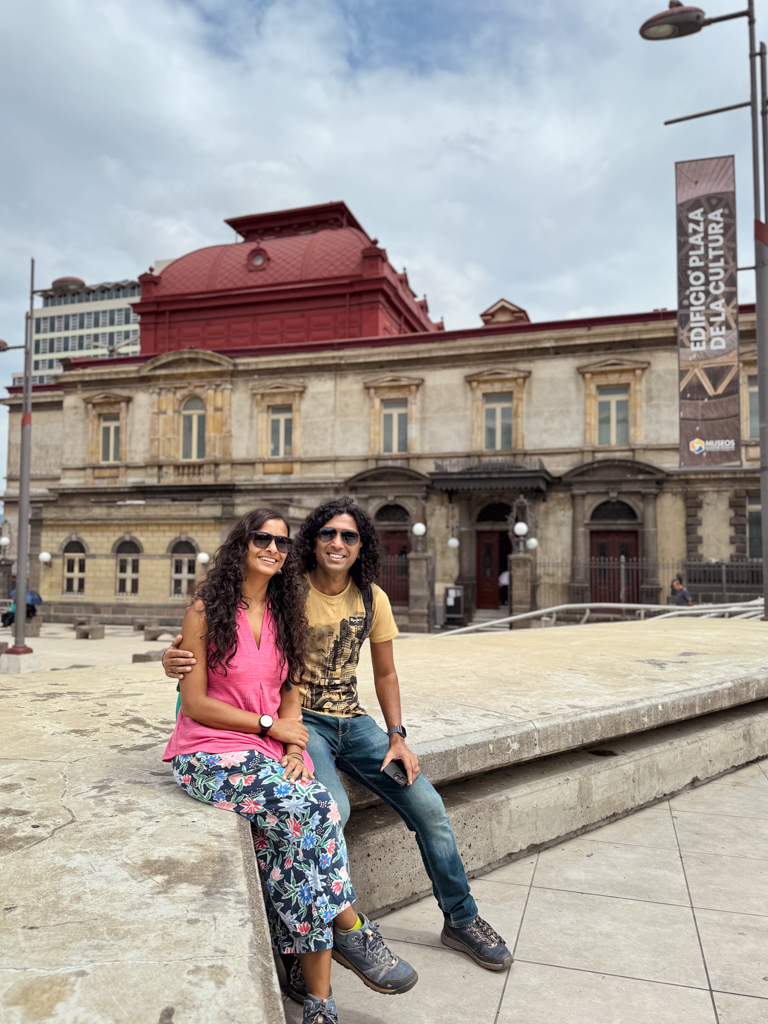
[344,699,768,916]
[342,672,768,812]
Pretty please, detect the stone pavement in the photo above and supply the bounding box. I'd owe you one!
[0,621,175,670]
[283,757,768,1024]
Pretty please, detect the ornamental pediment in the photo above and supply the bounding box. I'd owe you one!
[250,379,306,397]
[465,367,530,384]
[577,358,649,376]
[139,350,235,375]
[363,374,424,390]
[82,391,132,406]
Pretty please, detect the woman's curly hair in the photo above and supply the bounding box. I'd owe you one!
[195,508,307,680]
[287,496,381,588]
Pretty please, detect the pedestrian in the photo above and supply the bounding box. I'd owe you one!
[164,496,512,1005]
[498,568,510,606]
[1,600,15,628]
[162,507,409,1024]
[672,574,693,606]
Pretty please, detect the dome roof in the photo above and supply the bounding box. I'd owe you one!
[153,228,372,297]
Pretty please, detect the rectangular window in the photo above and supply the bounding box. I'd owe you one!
[78,313,85,330]
[748,496,762,559]
[117,558,139,595]
[748,375,759,439]
[269,404,293,458]
[100,413,120,463]
[483,392,513,451]
[64,556,86,594]
[597,386,630,446]
[382,399,408,453]
[172,557,197,597]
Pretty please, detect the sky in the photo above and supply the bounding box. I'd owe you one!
[0,0,760,481]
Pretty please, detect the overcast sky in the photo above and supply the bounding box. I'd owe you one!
[0,0,759,481]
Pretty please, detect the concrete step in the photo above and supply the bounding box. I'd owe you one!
[344,699,768,917]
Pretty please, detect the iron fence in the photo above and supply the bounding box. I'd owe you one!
[378,554,409,606]
[533,558,764,611]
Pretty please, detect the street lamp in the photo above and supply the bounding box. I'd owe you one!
[640,0,768,616]
[0,259,39,670]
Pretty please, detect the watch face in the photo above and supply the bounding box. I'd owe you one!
[260,715,274,728]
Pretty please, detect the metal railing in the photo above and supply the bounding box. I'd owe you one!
[435,599,766,637]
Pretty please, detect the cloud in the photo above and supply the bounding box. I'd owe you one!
[0,0,755,371]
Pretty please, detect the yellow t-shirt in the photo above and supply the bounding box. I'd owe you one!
[298,575,399,717]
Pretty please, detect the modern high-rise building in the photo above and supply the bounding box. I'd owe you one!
[14,277,142,386]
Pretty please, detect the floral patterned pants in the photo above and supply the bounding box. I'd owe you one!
[172,750,356,953]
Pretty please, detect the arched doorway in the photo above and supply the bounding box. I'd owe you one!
[476,503,512,609]
[589,500,639,603]
[375,504,411,605]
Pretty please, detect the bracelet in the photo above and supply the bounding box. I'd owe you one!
[285,751,304,760]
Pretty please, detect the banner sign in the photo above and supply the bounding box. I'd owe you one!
[676,156,741,468]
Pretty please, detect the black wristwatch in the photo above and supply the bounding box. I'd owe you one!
[259,714,274,734]
[387,725,407,739]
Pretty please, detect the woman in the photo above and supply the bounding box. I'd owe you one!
[163,508,358,1024]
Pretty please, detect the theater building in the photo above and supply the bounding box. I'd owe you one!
[1,202,761,629]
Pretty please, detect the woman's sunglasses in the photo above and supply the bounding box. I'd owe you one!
[317,527,360,545]
[250,531,293,554]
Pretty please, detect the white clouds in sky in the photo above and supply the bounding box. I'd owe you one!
[0,0,757,380]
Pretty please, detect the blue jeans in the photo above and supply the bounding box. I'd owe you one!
[303,709,478,928]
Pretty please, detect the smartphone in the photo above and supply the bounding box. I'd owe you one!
[382,758,408,787]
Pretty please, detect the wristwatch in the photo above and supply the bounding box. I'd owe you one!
[387,725,407,739]
[259,714,274,734]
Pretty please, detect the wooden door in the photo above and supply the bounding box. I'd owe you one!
[590,531,639,604]
[377,531,410,605]
[476,531,500,609]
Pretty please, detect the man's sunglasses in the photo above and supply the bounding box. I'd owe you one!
[249,531,293,554]
[317,527,360,545]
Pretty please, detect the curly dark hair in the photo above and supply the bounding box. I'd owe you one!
[195,508,307,680]
[289,496,381,588]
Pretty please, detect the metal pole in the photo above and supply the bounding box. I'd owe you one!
[9,259,34,655]
[749,2,768,618]
[620,554,626,604]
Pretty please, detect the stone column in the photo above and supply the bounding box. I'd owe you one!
[568,491,589,603]
[510,551,533,627]
[640,491,661,605]
[455,495,476,619]
[407,551,433,633]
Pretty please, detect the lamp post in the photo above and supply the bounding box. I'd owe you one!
[639,1,768,613]
[0,258,39,670]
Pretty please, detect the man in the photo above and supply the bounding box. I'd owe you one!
[164,497,512,998]
[672,575,693,606]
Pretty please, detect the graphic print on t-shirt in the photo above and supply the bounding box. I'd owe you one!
[302,614,367,716]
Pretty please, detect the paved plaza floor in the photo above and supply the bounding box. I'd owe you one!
[0,621,174,670]
[285,758,768,1024]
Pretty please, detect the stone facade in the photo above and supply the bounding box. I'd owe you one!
[1,204,761,627]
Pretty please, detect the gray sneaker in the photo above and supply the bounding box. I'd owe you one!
[332,914,418,995]
[287,957,333,1005]
[441,915,513,970]
[302,994,337,1024]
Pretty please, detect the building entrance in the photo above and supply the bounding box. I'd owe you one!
[589,530,639,603]
[476,530,513,609]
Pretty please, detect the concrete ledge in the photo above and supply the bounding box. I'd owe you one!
[0,667,284,1024]
[345,700,768,916]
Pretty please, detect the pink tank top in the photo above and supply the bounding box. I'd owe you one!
[163,604,313,771]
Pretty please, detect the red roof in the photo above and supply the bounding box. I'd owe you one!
[153,229,376,296]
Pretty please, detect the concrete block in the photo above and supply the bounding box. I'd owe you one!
[344,700,768,917]
[132,649,166,663]
[144,626,174,642]
[24,617,42,637]
[0,652,42,673]
[0,642,7,656]
[75,624,105,639]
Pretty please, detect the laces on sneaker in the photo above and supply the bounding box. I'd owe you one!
[362,922,398,968]
[468,916,505,949]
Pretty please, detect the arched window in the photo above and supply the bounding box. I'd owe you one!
[181,396,206,460]
[63,540,86,594]
[374,504,410,525]
[116,539,140,596]
[476,503,512,523]
[590,500,638,522]
[171,540,197,597]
